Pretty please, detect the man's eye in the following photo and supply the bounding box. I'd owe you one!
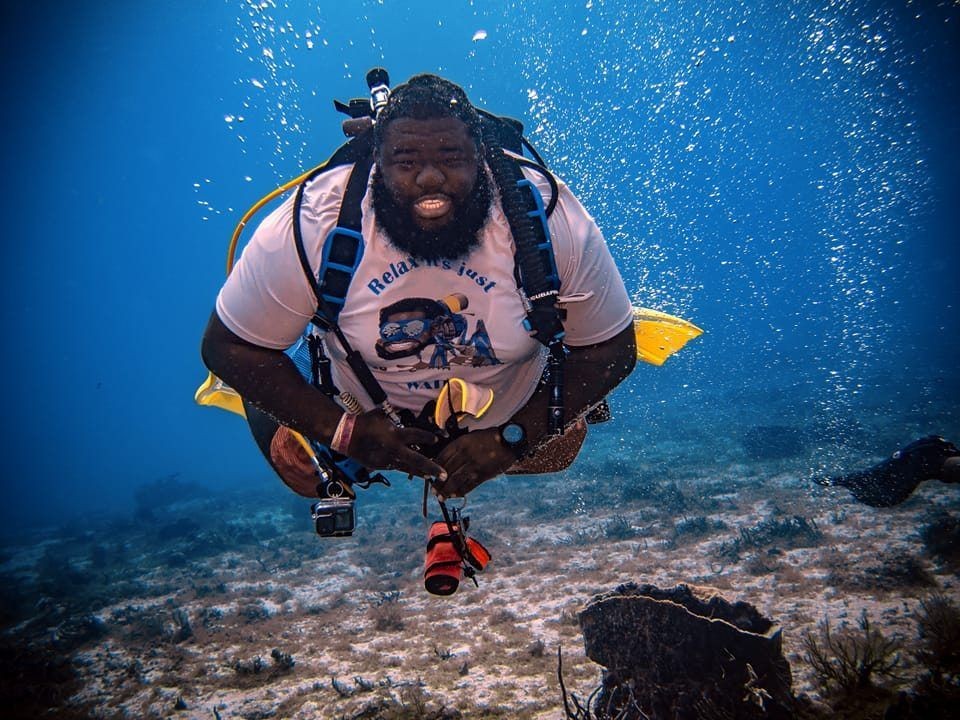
[382,323,402,337]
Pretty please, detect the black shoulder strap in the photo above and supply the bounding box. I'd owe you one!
[293,137,373,329]
[291,134,388,408]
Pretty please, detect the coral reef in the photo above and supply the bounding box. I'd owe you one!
[1,447,957,719]
[565,588,960,720]
[914,593,960,681]
[797,598,960,719]
[715,512,822,562]
[802,611,904,698]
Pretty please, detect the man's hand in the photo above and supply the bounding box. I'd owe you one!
[202,313,447,482]
[349,410,448,480]
[432,428,517,499]
[427,324,638,500]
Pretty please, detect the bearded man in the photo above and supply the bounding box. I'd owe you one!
[201,74,636,500]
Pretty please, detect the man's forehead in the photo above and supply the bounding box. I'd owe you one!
[380,117,475,150]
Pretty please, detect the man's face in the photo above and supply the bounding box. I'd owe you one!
[372,115,492,263]
[379,310,432,354]
[377,117,480,232]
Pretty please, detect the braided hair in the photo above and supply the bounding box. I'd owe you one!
[373,74,484,151]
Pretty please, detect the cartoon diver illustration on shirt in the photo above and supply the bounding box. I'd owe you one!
[374,293,500,369]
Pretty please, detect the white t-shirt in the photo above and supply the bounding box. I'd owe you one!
[217,160,633,428]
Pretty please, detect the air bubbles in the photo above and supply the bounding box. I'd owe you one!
[472,29,487,42]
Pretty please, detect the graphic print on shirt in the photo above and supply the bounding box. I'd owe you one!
[374,293,501,371]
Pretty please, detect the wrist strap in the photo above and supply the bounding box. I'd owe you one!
[330,412,357,455]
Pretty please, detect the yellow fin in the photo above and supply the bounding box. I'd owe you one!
[195,372,247,418]
[633,306,703,366]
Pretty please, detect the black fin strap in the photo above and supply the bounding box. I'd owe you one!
[425,532,460,552]
[436,503,483,577]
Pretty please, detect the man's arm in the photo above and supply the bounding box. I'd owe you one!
[201,311,445,480]
[433,323,636,498]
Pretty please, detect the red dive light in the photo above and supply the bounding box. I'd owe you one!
[423,520,491,596]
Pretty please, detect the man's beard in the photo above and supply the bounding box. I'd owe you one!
[371,167,493,263]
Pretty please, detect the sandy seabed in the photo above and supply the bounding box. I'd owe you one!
[2,443,958,719]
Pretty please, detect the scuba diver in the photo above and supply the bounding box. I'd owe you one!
[200,72,636,501]
[818,436,960,507]
[196,69,702,593]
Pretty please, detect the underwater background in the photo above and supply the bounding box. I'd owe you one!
[1,1,959,718]
[2,0,957,531]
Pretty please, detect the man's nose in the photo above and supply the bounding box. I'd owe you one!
[416,163,445,189]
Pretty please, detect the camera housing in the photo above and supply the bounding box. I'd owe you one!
[310,497,355,537]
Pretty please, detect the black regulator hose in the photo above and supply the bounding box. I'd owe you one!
[482,125,551,297]
[482,125,564,350]
[482,123,566,434]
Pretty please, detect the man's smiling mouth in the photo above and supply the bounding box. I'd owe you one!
[414,195,452,219]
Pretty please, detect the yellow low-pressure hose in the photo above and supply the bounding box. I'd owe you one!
[225,163,327,275]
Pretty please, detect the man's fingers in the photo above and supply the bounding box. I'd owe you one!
[432,454,479,499]
[398,427,440,447]
[434,472,477,501]
[396,447,447,481]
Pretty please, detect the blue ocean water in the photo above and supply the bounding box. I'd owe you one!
[1,0,957,535]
